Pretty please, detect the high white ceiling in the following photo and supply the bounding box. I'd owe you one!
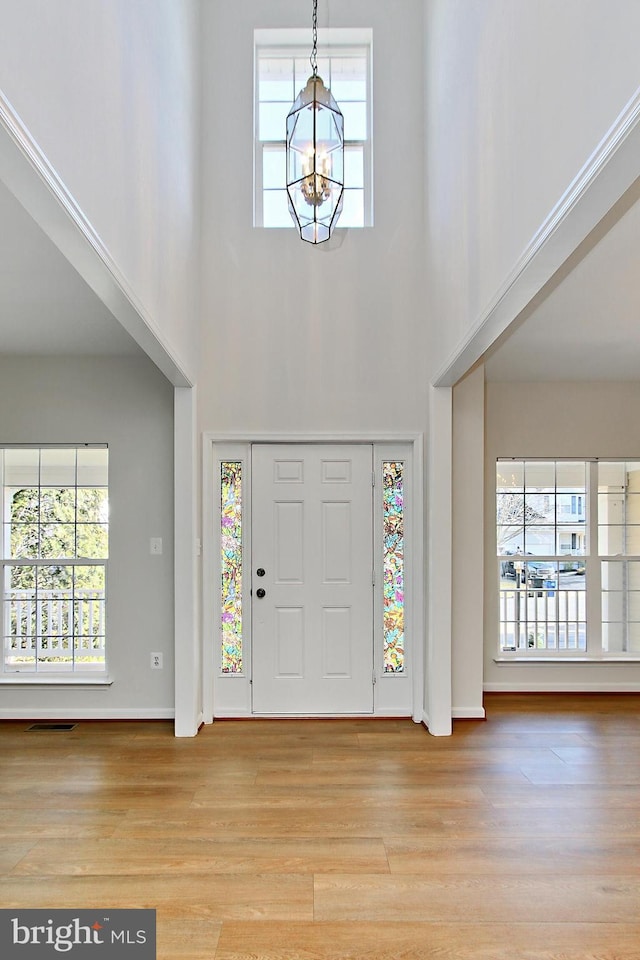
[0,178,141,357]
[484,185,640,382]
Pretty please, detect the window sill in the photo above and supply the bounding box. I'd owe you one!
[0,675,112,686]
[494,657,640,664]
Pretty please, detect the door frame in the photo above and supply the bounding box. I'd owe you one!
[202,432,424,723]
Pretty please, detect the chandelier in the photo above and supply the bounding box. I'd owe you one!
[286,0,344,244]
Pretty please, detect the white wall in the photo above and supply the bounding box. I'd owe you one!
[0,0,201,382]
[198,0,433,722]
[0,355,176,718]
[452,366,484,715]
[199,0,428,437]
[485,380,640,691]
[424,0,640,377]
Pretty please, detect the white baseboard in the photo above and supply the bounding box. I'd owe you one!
[0,708,175,720]
[452,707,486,718]
[484,682,640,693]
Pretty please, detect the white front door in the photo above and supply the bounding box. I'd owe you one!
[251,443,374,714]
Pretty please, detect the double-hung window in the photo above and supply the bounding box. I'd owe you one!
[1,446,108,676]
[254,28,372,230]
[497,460,587,656]
[497,459,640,659]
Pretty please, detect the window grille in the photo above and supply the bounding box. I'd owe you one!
[498,459,640,659]
[1,446,108,675]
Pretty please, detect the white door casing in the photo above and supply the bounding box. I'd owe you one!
[251,443,374,714]
[204,436,421,722]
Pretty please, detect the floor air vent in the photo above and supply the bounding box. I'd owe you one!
[27,723,77,731]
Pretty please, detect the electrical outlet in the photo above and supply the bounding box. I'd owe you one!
[150,537,163,555]
[151,652,163,669]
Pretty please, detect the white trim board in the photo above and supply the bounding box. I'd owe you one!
[174,386,200,737]
[0,708,175,720]
[426,388,453,736]
[452,707,486,719]
[0,677,112,686]
[485,682,640,693]
[206,431,425,443]
[433,86,640,388]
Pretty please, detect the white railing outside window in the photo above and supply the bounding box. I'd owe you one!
[4,587,106,672]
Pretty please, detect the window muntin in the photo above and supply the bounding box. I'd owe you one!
[497,461,587,558]
[1,447,108,674]
[255,31,372,229]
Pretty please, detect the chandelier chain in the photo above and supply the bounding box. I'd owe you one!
[310,0,318,76]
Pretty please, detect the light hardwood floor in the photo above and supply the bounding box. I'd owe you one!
[1,694,640,959]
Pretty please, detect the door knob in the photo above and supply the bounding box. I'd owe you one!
[256,568,265,577]
[256,588,266,599]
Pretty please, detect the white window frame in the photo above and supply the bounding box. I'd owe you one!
[254,27,373,230]
[497,458,640,662]
[0,444,109,682]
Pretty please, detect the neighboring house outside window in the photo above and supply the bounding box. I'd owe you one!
[254,28,372,230]
[1,446,108,676]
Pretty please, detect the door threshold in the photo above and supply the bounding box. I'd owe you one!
[220,713,384,721]
[252,713,375,718]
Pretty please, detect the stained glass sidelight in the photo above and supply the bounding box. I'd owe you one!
[220,462,243,673]
[383,461,404,672]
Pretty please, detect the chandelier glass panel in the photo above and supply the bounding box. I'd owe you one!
[286,0,344,243]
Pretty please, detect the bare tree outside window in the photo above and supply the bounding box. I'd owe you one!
[497,493,545,554]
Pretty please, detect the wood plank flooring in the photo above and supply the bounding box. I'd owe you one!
[1,694,640,958]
